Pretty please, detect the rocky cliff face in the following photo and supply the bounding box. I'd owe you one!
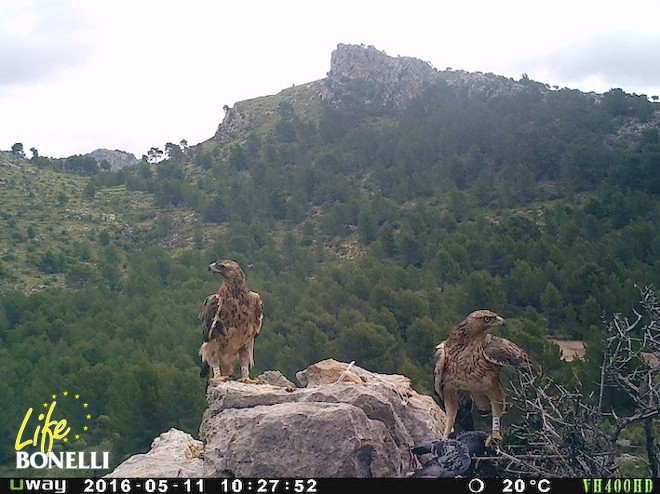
[107,359,446,478]
[323,43,538,110]
[214,106,251,142]
[325,44,439,108]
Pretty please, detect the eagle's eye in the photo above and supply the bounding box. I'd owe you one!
[484,316,493,323]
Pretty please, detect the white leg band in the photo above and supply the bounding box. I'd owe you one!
[492,416,501,431]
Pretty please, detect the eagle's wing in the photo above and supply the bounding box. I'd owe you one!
[249,291,264,337]
[433,341,447,403]
[434,339,480,435]
[484,335,533,369]
[199,294,220,341]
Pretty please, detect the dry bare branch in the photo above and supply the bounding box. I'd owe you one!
[497,286,659,477]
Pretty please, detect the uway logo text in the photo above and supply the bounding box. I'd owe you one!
[8,479,67,493]
[14,390,109,470]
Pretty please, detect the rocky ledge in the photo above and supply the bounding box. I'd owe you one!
[107,359,446,478]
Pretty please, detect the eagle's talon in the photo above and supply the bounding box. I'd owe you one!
[485,430,503,446]
[209,375,231,382]
[237,377,259,384]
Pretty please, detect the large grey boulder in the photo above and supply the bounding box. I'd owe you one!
[202,401,397,477]
[200,359,446,477]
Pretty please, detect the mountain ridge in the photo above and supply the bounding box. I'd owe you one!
[211,43,658,149]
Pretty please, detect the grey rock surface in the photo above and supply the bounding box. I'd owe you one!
[200,359,446,477]
[105,428,204,478]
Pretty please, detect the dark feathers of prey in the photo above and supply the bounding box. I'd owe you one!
[411,430,494,478]
[411,440,471,478]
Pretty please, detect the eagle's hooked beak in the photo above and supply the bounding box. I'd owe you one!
[485,314,506,329]
[208,262,224,274]
[482,315,505,334]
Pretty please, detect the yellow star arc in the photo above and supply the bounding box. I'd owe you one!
[45,391,94,444]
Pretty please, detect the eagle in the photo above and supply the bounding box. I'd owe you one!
[199,260,263,382]
[434,310,533,445]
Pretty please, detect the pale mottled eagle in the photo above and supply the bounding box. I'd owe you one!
[434,310,533,445]
[199,260,263,382]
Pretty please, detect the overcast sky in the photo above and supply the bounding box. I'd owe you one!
[2,0,659,158]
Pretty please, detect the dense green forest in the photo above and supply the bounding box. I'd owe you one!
[1,65,658,475]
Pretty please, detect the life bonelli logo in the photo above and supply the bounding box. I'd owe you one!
[14,390,109,470]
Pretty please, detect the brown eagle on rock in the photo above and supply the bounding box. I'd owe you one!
[434,310,533,445]
[199,260,263,382]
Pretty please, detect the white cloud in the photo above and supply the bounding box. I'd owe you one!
[0,0,92,86]
[512,30,660,96]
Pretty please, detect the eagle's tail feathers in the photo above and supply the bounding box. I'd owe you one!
[200,362,210,378]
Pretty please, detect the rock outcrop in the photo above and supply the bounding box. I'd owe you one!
[326,44,438,108]
[86,149,138,170]
[107,359,446,478]
[214,106,251,142]
[324,43,535,110]
[106,428,204,478]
